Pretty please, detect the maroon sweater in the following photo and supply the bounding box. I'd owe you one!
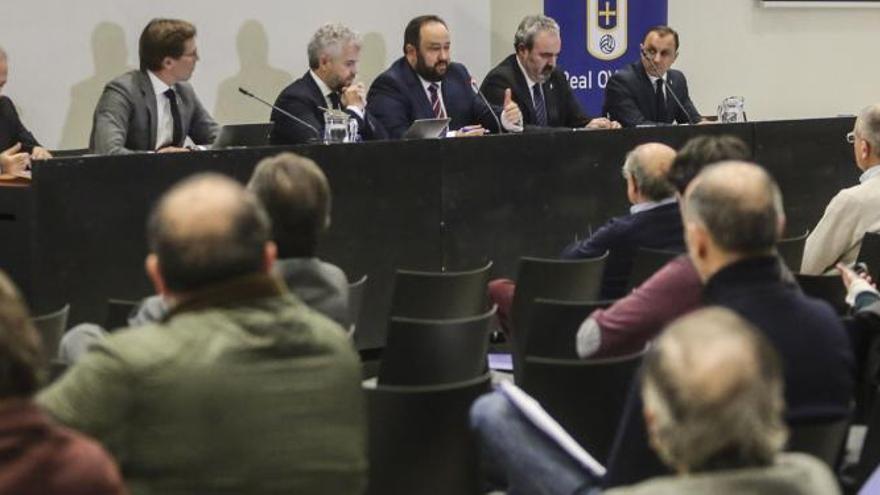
[0,399,126,495]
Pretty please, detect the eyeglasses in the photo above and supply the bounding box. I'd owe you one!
[847,131,856,144]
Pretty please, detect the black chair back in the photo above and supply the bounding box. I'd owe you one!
[858,231,880,279]
[510,254,608,382]
[627,248,679,291]
[389,261,492,320]
[105,298,139,331]
[30,304,70,359]
[786,416,849,469]
[521,347,646,464]
[795,273,848,315]
[378,307,495,386]
[777,229,810,272]
[347,275,368,336]
[526,298,615,360]
[365,373,491,495]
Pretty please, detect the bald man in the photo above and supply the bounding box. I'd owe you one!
[470,307,841,494]
[683,161,853,419]
[38,174,366,494]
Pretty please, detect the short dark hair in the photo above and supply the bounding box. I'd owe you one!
[669,135,751,194]
[147,173,271,293]
[247,153,331,258]
[139,18,196,72]
[0,271,43,398]
[403,15,447,54]
[644,25,680,52]
[685,162,783,255]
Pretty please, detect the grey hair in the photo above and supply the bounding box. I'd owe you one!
[513,15,560,51]
[642,307,788,472]
[684,161,784,255]
[622,149,676,202]
[307,23,362,69]
[855,104,880,156]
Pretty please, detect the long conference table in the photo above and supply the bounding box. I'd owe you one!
[0,117,858,349]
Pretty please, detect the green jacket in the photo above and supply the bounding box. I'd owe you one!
[37,273,366,495]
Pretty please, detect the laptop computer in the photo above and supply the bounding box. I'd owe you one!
[211,123,274,149]
[402,118,451,140]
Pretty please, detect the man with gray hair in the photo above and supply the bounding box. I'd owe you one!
[802,104,880,274]
[480,14,619,129]
[270,22,386,144]
[0,46,52,173]
[470,307,841,494]
[38,173,366,494]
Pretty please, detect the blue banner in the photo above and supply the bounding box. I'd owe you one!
[544,0,668,117]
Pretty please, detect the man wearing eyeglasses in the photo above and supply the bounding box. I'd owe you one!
[602,26,702,128]
[90,18,218,155]
[802,104,880,274]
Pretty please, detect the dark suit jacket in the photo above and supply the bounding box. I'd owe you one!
[705,256,854,420]
[602,61,700,128]
[366,57,500,139]
[0,96,40,153]
[560,201,685,300]
[89,70,218,155]
[269,71,386,145]
[481,54,591,129]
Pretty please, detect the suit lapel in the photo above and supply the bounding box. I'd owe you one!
[635,62,658,122]
[402,63,434,119]
[507,56,535,123]
[303,71,329,126]
[137,71,158,149]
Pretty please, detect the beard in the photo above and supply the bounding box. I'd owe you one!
[414,52,448,82]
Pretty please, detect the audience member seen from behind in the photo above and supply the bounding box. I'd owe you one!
[0,270,126,495]
[470,307,841,494]
[577,134,751,359]
[38,174,366,494]
[802,104,880,274]
[0,47,52,175]
[367,14,523,138]
[480,14,619,130]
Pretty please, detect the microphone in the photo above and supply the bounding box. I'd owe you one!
[238,87,321,139]
[639,49,698,125]
[469,78,505,134]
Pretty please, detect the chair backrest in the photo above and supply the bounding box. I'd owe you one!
[627,248,679,291]
[777,229,810,272]
[858,231,880,279]
[521,347,646,464]
[389,261,492,320]
[378,307,495,386]
[30,304,70,360]
[105,298,139,331]
[795,273,848,315]
[347,275,368,336]
[786,416,849,469]
[525,298,615,360]
[364,373,491,495]
[510,254,608,382]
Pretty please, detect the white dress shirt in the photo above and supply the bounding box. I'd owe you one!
[147,71,175,150]
[309,71,364,119]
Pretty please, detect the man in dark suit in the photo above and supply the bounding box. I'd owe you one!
[367,15,523,139]
[90,18,218,155]
[270,23,386,145]
[603,26,702,128]
[0,47,52,173]
[481,15,619,130]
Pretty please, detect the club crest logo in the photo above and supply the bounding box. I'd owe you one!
[586,0,628,61]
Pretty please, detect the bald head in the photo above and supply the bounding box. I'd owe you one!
[622,143,677,202]
[147,173,272,293]
[643,307,786,472]
[683,161,784,256]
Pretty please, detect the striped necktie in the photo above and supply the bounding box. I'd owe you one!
[532,84,547,126]
[428,83,445,119]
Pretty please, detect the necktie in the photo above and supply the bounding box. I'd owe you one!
[654,78,669,123]
[163,88,183,147]
[428,83,445,119]
[328,92,342,110]
[532,83,547,126]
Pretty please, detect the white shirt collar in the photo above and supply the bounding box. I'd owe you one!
[515,56,540,91]
[418,75,442,93]
[147,70,172,96]
[860,165,880,184]
[647,73,666,86]
[630,196,677,215]
[309,70,335,102]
